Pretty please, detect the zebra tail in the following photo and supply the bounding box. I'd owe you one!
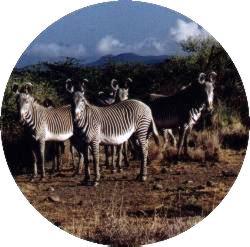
[150,118,160,146]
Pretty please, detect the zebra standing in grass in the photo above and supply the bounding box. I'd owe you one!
[66,80,159,186]
[148,72,217,159]
[12,82,82,180]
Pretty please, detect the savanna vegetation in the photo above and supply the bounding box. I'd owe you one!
[0,37,249,245]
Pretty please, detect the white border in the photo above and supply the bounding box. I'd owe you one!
[0,1,249,246]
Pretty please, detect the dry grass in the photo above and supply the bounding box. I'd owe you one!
[148,142,163,162]
[220,124,249,150]
[15,142,245,246]
[211,106,249,150]
[10,112,248,246]
[163,130,222,163]
[44,186,203,246]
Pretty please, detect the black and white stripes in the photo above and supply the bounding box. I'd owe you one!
[12,83,74,179]
[66,80,159,185]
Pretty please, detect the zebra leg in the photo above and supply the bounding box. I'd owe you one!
[139,140,149,182]
[168,129,177,148]
[129,136,140,161]
[111,145,117,173]
[123,141,129,167]
[163,129,169,150]
[183,127,191,155]
[30,142,38,181]
[104,145,110,168]
[58,142,65,172]
[69,142,75,170]
[91,141,101,186]
[39,141,46,180]
[77,152,83,175]
[177,126,188,160]
[136,131,148,182]
[117,144,123,172]
[50,143,57,174]
[55,143,60,172]
[83,145,90,182]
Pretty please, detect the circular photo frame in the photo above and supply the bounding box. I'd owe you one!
[0,1,249,246]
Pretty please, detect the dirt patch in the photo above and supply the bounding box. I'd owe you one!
[14,147,245,245]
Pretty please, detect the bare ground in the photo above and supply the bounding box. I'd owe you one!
[15,146,245,246]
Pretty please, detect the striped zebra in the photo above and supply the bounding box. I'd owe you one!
[66,80,159,186]
[43,98,84,175]
[94,79,121,170]
[148,72,217,159]
[42,98,65,173]
[95,78,132,171]
[12,82,82,180]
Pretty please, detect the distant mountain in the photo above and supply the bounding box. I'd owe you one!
[86,53,170,66]
[15,53,171,70]
[15,54,97,69]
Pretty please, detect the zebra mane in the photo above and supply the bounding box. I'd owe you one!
[32,99,47,110]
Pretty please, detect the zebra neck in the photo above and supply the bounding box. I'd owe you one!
[24,103,44,131]
[77,105,92,131]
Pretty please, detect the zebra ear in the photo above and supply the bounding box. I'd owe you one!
[12,83,19,95]
[198,73,206,84]
[65,78,74,93]
[209,71,217,83]
[98,91,104,96]
[111,79,119,91]
[23,82,33,94]
[79,80,87,93]
[124,77,133,88]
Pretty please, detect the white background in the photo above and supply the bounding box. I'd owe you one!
[0,0,249,246]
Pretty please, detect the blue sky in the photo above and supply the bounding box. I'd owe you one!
[17,0,209,67]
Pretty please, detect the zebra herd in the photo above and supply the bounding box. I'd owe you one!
[12,71,217,186]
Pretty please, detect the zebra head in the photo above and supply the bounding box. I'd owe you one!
[66,79,88,122]
[12,82,34,124]
[110,78,119,93]
[117,77,132,102]
[96,79,119,106]
[197,72,217,112]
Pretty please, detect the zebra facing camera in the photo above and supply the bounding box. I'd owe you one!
[1,1,249,246]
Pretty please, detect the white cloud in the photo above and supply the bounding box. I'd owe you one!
[170,19,210,42]
[27,43,86,58]
[97,35,126,55]
[96,35,168,55]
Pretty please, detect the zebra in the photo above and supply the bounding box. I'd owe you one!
[115,78,133,168]
[148,71,217,159]
[42,98,84,175]
[42,98,65,173]
[94,79,119,106]
[94,78,120,169]
[95,78,132,171]
[66,79,160,186]
[11,82,82,180]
